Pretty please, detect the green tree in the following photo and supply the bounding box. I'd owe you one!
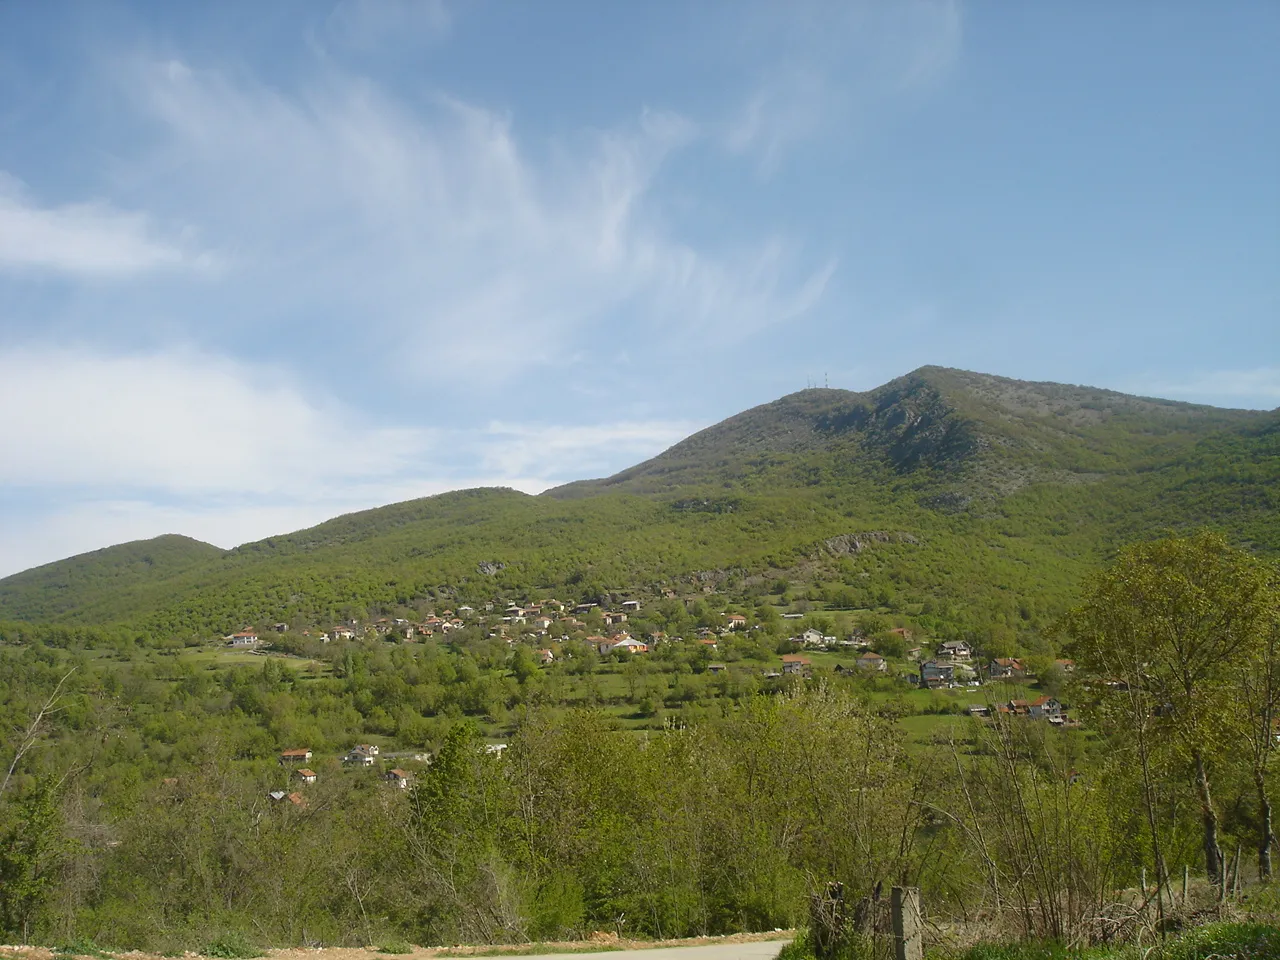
[1065,531,1277,889]
[0,781,72,943]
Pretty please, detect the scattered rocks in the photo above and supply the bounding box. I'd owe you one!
[822,532,920,556]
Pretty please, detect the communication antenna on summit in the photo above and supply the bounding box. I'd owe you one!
[824,372,829,388]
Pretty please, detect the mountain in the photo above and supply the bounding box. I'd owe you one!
[1,367,1277,639]
[548,367,1265,497]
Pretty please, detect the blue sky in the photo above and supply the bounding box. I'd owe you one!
[1,0,1277,577]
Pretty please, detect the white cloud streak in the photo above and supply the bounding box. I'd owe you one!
[0,172,202,277]
[0,345,433,495]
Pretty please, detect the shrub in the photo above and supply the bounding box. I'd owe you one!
[203,932,262,959]
[377,940,415,955]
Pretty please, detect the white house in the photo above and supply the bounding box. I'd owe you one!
[344,744,379,766]
[610,636,649,654]
[856,651,887,672]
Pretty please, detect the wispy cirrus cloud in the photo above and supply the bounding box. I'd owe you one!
[0,172,207,277]
[104,56,829,367]
[322,0,452,53]
[724,0,963,175]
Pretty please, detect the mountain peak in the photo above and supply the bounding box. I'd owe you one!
[546,366,1268,499]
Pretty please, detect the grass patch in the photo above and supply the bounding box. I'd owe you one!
[54,940,113,959]
[931,921,1280,960]
[1155,921,1280,960]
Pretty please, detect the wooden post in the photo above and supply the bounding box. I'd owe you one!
[891,886,922,960]
[1141,868,1147,895]
[1183,864,1190,907]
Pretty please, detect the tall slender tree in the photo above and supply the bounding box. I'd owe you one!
[1065,531,1277,887]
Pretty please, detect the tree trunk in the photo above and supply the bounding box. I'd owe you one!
[1194,750,1224,885]
[1258,770,1274,881]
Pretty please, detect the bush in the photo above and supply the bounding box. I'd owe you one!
[777,927,875,960]
[203,933,262,959]
[377,940,415,955]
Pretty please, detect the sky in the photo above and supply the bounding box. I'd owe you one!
[1,0,1277,578]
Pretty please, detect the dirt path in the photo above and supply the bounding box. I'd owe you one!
[0,931,793,960]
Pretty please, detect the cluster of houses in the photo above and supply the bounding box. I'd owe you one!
[224,603,1078,723]
[223,598,653,649]
[968,695,1070,724]
[916,642,1075,691]
[274,744,415,798]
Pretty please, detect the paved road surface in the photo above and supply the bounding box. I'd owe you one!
[513,940,790,960]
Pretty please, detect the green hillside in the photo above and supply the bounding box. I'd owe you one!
[0,533,224,622]
[1,367,1276,641]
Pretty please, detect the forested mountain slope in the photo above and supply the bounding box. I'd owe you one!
[1,367,1276,640]
[0,534,224,622]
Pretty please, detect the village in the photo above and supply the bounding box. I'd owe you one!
[223,593,1077,806]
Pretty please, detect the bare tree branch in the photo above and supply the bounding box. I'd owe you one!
[0,667,76,798]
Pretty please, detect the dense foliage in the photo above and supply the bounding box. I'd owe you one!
[0,533,1277,954]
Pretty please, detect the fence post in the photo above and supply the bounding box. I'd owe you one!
[891,886,922,960]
